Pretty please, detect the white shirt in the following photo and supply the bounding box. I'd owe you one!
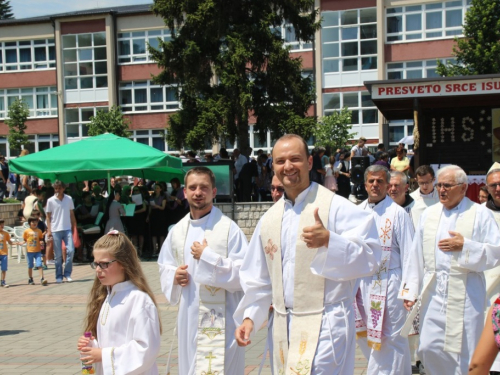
[234,154,248,179]
[46,194,74,232]
[94,281,161,375]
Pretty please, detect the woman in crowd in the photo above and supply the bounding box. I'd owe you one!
[149,184,167,255]
[103,189,125,234]
[390,147,410,175]
[324,154,338,192]
[167,178,188,229]
[128,186,148,257]
[335,151,351,199]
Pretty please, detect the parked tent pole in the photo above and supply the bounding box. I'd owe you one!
[107,171,111,193]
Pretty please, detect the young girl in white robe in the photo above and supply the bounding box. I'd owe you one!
[77,231,162,375]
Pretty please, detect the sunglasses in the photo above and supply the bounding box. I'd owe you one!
[90,260,117,270]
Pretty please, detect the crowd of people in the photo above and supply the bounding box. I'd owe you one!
[2,133,500,374]
[78,134,500,375]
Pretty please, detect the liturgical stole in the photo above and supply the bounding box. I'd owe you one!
[260,183,333,375]
[362,199,396,351]
[171,208,231,374]
[401,199,476,353]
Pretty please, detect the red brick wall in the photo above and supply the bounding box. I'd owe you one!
[60,19,105,34]
[0,71,57,89]
[0,118,58,135]
[321,0,376,11]
[385,40,455,62]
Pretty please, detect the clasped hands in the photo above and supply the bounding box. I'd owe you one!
[301,207,330,249]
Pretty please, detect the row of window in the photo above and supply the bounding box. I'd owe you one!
[386,58,456,80]
[0,39,55,72]
[63,32,108,91]
[0,87,58,119]
[386,0,471,42]
[321,9,377,74]
[0,134,59,158]
[119,81,180,113]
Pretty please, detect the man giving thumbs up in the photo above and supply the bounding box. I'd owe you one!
[234,134,381,375]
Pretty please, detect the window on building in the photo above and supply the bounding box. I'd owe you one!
[0,38,55,73]
[321,8,377,75]
[130,129,171,152]
[117,29,172,64]
[386,58,457,79]
[389,119,414,148]
[0,134,59,158]
[62,32,107,91]
[386,0,471,43]
[65,106,107,141]
[323,91,378,139]
[119,81,180,112]
[0,86,58,119]
[273,22,313,52]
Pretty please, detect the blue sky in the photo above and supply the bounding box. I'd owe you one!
[10,0,153,19]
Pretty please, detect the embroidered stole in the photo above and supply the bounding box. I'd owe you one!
[364,199,396,350]
[171,208,231,374]
[260,183,333,375]
[401,199,476,353]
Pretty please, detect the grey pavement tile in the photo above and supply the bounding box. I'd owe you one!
[1,259,369,374]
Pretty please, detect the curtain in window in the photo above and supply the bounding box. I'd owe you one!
[134,88,147,103]
[19,48,31,63]
[37,94,48,109]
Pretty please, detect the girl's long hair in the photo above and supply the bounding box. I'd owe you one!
[83,232,162,338]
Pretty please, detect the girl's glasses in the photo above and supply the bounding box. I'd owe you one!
[90,260,117,270]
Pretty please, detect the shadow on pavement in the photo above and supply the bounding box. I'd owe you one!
[0,330,28,336]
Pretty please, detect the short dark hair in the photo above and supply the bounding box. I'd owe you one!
[28,216,39,224]
[184,167,216,188]
[480,186,489,194]
[53,180,65,189]
[0,219,5,224]
[272,134,309,158]
[377,143,384,150]
[415,165,435,178]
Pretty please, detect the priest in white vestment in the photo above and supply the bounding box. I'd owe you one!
[234,134,381,375]
[158,167,247,375]
[482,164,500,372]
[356,166,413,374]
[401,165,500,375]
[409,165,439,229]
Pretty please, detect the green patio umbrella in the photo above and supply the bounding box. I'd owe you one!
[9,133,184,184]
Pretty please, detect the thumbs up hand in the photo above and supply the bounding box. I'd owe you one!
[301,207,330,249]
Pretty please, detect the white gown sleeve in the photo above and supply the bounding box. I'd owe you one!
[399,215,425,302]
[193,222,248,293]
[310,197,382,281]
[457,207,500,272]
[101,302,161,375]
[158,234,182,305]
[395,209,415,275]
[233,220,273,335]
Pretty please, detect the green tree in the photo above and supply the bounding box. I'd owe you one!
[88,106,131,138]
[150,0,319,151]
[5,98,30,152]
[313,108,356,152]
[0,0,13,19]
[437,0,500,76]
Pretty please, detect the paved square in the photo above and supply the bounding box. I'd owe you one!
[0,255,369,374]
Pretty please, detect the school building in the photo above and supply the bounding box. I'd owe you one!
[0,0,472,156]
